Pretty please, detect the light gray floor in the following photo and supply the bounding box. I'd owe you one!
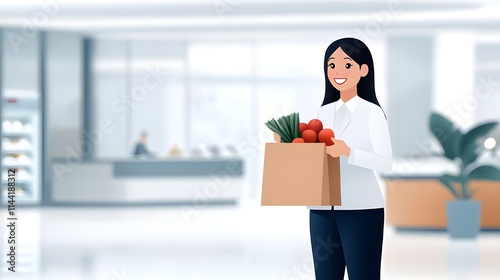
[1,204,499,279]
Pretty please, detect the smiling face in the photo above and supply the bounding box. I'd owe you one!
[327,47,369,92]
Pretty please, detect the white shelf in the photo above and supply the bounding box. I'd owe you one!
[2,130,33,137]
[1,160,32,166]
[2,178,32,184]
[1,162,32,168]
[2,189,27,195]
[1,112,40,205]
[1,190,38,204]
[3,89,38,99]
[2,148,32,154]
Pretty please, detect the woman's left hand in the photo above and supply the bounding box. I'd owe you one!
[326,137,351,157]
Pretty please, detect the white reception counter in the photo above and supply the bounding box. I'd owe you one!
[50,157,244,205]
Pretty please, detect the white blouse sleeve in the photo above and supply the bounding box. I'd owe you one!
[347,106,393,172]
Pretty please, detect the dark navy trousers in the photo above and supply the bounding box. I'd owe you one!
[310,208,384,280]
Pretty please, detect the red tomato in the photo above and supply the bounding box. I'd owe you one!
[307,119,323,134]
[299,123,308,135]
[302,129,317,143]
[318,129,335,146]
[292,138,305,143]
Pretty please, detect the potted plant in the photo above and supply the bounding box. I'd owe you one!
[430,113,500,238]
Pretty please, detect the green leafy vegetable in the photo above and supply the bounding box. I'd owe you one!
[265,112,300,143]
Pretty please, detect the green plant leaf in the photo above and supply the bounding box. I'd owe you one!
[461,178,471,199]
[450,129,463,158]
[467,165,500,181]
[460,122,498,167]
[461,145,478,170]
[437,174,461,199]
[429,113,462,160]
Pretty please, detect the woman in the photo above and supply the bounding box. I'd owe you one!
[277,38,392,279]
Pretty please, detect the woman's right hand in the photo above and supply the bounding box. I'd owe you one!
[274,133,281,143]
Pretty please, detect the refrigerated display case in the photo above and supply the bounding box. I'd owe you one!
[1,90,41,205]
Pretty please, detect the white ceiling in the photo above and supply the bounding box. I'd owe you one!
[0,0,499,38]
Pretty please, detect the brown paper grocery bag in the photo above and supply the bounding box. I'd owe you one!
[261,143,341,206]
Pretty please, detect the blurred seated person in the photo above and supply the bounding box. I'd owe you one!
[132,131,154,158]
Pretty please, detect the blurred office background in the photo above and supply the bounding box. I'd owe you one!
[1,0,500,279]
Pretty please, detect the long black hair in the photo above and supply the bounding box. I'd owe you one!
[321,38,382,109]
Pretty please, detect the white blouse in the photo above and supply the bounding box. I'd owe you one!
[308,95,393,210]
